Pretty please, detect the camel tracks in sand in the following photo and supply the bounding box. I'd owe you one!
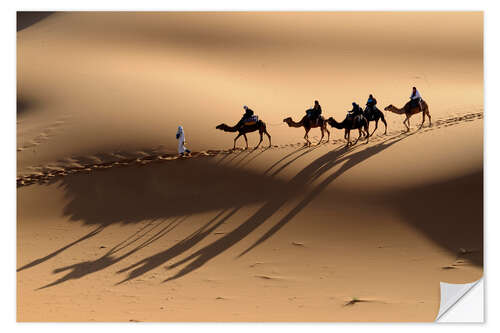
[17,111,482,188]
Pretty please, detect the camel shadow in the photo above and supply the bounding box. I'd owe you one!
[55,157,302,227]
[21,155,307,287]
[37,216,188,289]
[116,207,240,284]
[25,129,481,288]
[157,133,415,282]
[17,226,105,273]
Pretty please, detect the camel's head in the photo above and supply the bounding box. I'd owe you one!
[282,117,293,126]
[384,104,394,111]
[215,123,227,131]
[326,117,342,129]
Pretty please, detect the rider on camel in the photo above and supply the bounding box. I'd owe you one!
[237,105,257,128]
[306,100,322,124]
[409,87,423,110]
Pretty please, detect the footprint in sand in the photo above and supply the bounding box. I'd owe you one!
[16,111,483,188]
[18,115,72,152]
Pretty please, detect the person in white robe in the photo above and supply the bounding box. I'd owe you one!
[176,126,191,156]
[410,86,423,109]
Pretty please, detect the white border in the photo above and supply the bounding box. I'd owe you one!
[3,0,499,332]
[438,279,484,322]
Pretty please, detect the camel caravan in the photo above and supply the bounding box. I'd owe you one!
[216,87,431,149]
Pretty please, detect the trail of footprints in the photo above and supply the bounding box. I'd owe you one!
[17,115,72,152]
[17,112,483,188]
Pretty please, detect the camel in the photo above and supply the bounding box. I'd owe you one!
[216,120,272,150]
[283,115,330,146]
[363,106,387,136]
[384,99,431,131]
[327,115,369,146]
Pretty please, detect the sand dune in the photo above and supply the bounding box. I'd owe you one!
[17,12,482,322]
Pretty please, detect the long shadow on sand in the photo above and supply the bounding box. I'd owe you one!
[37,216,189,289]
[32,132,415,286]
[17,226,105,273]
[25,129,482,288]
[55,157,305,226]
[160,132,417,282]
[20,153,307,284]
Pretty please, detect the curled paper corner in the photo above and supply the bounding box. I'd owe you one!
[436,278,483,322]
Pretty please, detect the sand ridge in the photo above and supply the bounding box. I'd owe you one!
[17,111,482,188]
[17,12,483,322]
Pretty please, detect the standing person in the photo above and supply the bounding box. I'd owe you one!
[409,86,422,110]
[176,125,191,156]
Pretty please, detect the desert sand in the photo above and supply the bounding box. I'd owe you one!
[17,12,483,321]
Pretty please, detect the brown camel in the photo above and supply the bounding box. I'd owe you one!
[216,120,271,150]
[327,115,369,146]
[363,106,388,136]
[283,115,330,146]
[384,99,431,131]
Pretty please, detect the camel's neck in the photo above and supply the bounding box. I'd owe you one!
[332,121,344,129]
[286,118,303,127]
[327,118,344,129]
[388,107,406,115]
[222,124,239,132]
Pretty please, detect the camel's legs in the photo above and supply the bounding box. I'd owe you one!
[370,120,378,137]
[265,130,272,147]
[353,128,363,145]
[233,133,242,149]
[318,127,325,145]
[426,109,432,127]
[346,130,351,146]
[255,131,263,149]
[243,133,249,149]
[304,128,311,146]
[403,115,410,131]
[381,116,388,135]
[344,129,348,140]
[325,126,330,142]
[419,110,426,129]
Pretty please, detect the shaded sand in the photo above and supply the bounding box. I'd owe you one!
[17,12,483,322]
